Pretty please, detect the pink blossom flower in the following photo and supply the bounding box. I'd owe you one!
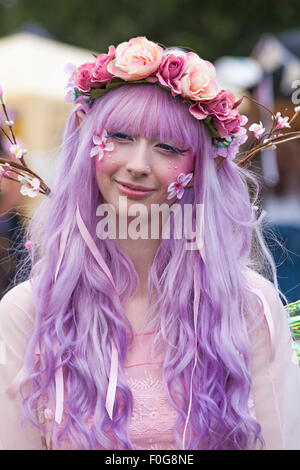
[64,63,78,102]
[180,52,221,101]
[64,63,76,86]
[17,175,40,198]
[167,173,193,200]
[90,130,114,160]
[189,89,236,121]
[24,240,32,250]
[156,53,187,96]
[274,112,290,130]
[249,121,265,139]
[9,144,26,159]
[74,62,94,92]
[107,36,163,81]
[0,163,11,177]
[91,45,115,83]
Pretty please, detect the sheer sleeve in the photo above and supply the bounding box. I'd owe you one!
[246,270,300,450]
[0,281,42,450]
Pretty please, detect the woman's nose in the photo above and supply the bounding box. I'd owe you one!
[125,138,151,176]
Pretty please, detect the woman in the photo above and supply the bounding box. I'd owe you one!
[0,37,300,450]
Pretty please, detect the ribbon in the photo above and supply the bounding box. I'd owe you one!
[75,204,116,289]
[75,203,119,419]
[7,205,119,423]
[105,340,118,420]
[54,219,73,282]
[182,260,200,450]
[54,348,64,424]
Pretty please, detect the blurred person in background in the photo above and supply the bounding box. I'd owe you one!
[0,138,27,299]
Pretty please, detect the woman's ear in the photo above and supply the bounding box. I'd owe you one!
[75,109,86,128]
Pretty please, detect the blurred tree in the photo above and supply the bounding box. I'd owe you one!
[0,0,299,59]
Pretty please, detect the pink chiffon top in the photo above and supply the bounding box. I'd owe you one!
[1,270,300,450]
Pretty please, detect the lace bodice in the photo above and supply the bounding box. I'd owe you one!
[124,332,178,450]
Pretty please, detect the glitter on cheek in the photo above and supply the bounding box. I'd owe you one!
[160,154,194,186]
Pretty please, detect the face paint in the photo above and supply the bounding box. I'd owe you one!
[94,132,194,217]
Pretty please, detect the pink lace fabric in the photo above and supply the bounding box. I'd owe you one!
[124,332,178,450]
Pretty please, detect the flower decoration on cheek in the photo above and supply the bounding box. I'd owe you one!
[90,129,114,160]
[167,172,193,200]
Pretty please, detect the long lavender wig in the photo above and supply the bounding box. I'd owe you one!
[20,83,280,449]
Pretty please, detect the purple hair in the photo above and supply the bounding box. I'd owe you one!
[20,83,279,449]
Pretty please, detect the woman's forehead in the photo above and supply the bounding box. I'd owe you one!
[100,87,198,149]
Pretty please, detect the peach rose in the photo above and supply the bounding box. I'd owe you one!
[106,36,163,81]
[180,52,220,101]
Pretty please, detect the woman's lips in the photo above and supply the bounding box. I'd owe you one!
[115,180,155,198]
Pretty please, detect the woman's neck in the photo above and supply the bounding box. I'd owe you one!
[114,236,160,293]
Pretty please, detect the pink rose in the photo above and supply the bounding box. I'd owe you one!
[106,36,163,81]
[213,112,248,139]
[156,54,187,96]
[180,52,221,101]
[75,62,94,92]
[189,90,236,120]
[91,45,116,83]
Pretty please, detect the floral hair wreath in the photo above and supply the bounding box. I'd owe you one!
[1,35,300,201]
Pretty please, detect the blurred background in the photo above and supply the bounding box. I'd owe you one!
[0,0,300,302]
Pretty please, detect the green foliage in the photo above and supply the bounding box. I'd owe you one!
[0,0,299,59]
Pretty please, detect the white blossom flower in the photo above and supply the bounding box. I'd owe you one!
[17,175,40,198]
[249,121,265,139]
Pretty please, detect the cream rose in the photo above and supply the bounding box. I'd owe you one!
[180,52,220,101]
[106,36,163,81]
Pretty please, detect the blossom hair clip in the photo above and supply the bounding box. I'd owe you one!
[167,172,193,200]
[90,130,114,160]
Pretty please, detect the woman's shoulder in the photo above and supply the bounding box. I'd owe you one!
[243,268,292,358]
[0,280,36,340]
[243,267,284,312]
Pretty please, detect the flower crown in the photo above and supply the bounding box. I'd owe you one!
[1,35,300,201]
[65,36,249,162]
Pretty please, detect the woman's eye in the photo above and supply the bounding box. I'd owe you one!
[106,132,133,141]
[157,143,187,155]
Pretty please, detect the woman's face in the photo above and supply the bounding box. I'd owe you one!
[94,131,195,217]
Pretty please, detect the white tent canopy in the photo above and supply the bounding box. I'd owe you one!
[0,32,95,200]
[0,32,93,99]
